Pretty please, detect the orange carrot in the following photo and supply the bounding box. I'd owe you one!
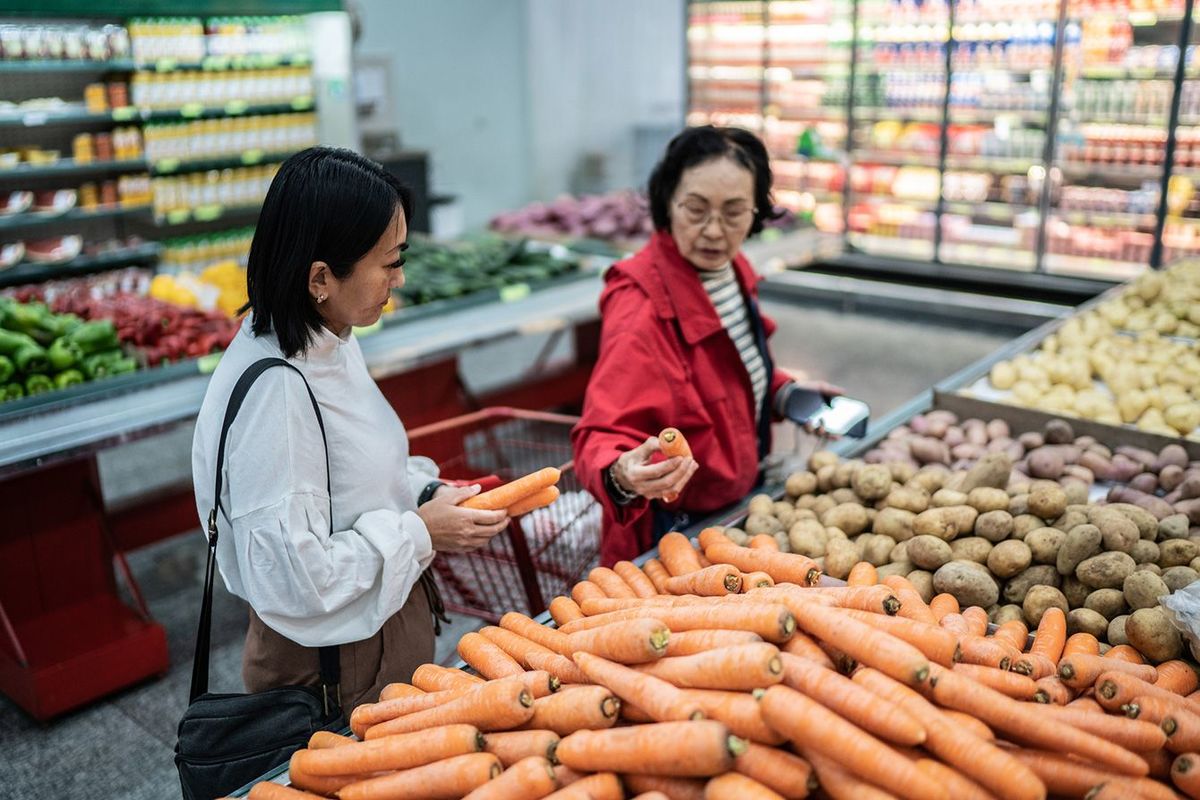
[1127,693,1200,754]
[747,534,780,552]
[508,486,560,517]
[1096,671,1194,716]
[759,685,946,800]
[952,662,1040,700]
[1069,695,1105,713]
[896,747,995,800]
[659,532,704,576]
[672,689,783,745]
[549,596,584,627]
[556,720,741,777]
[666,629,763,657]
[1157,661,1200,696]
[1063,632,1100,659]
[542,773,622,800]
[364,678,535,740]
[939,709,995,742]
[818,638,857,675]
[658,428,693,503]
[1141,747,1174,779]
[839,609,960,667]
[939,616,1019,671]
[500,612,573,657]
[460,632,527,680]
[664,564,743,596]
[740,571,775,590]
[517,685,620,735]
[1059,653,1158,690]
[484,730,560,767]
[480,625,557,668]
[791,603,931,686]
[287,757,373,795]
[570,581,606,605]
[694,542,713,568]
[704,773,783,800]
[573,652,703,723]
[294,724,484,777]
[588,566,638,599]
[1034,676,1074,705]
[880,575,937,625]
[613,561,659,599]
[248,785,326,800]
[642,559,673,594]
[634,643,784,691]
[566,618,669,664]
[929,593,960,622]
[993,620,1030,653]
[733,741,817,799]
[782,630,837,670]
[753,585,900,616]
[349,686,475,736]
[338,753,503,800]
[1173,753,1200,799]
[847,561,878,586]
[1033,702,1167,751]
[630,793,670,800]
[377,683,424,703]
[308,731,354,749]
[1007,748,1174,800]
[462,467,561,510]
[1105,644,1146,664]
[412,663,484,692]
[705,542,821,586]
[697,527,733,551]
[525,651,591,686]
[623,775,705,800]
[461,756,559,800]
[564,603,797,644]
[780,652,926,746]
[962,606,989,637]
[551,765,587,788]
[926,663,1149,777]
[798,747,898,800]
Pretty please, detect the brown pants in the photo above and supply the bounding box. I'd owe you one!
[242,585,435,711]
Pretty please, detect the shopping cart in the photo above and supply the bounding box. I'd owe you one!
[406,407,601,622]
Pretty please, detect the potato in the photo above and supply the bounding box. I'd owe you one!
[745,513,784,538]
[1026,527,1067,565]
[988,540,1033,579]
[1160,539,1200,568]
[1136,562,1163,575]
[861,534,898,567]
[773,531,791,553]
[1076,552,1136,590]
[817,465,838,493]
[950,537,993,565]
[1052,509,1089,534]
[821,503,869,537]
[975,510,1015,543]
[1125,607,1184,663]
[1028,449,1065,480]
[906,569,935,604]
[1108,614,1130,646]
[909,466,952,495]
[1044,418,1075,444]
[824,539,862,580]
[785,471,818,498]
[1160,514,1191,540]
[1083,588,1127,620]
[913,506,979,541]
[852,464,893,502]
[1013,515,1045,540]
[908,535,954,570]
[1124,571,1170,610]
[960,453,1013,492]
[877,560,915,580]
[793,508,818,522]
[1130,540,1160,565]
[748,494,776,517]
[788,519,829,558]
[911,437,951,465]
[809,450,839,472]
[1061,480,1090,507]
[1024,585,1069,626]
[885,487,930,514]
[1162,566,1200,592]
[1004,565,1061,604]
[873,507,917,542]
[890,541,910,563]
[1063,576,1091,609]
[931,489,969,508]
[811,495,837,517]
[795,494,818,510]
[1009,495,1030,517]
[933,560,1000,608]
[993,604,1026,625]
[889,462,918,484]
[723,527,749,546]
[967,487,1011,513]
[1067,608,1110,639]
[1089,508,1139,554]
[828,488,856,506]
[1028,484,1068,522]
[1107,503,1161,541]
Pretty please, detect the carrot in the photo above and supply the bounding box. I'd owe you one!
[1059,653,1158,690]
[694,542,713,568]
[1173,753,1200,799]
[623,775,705,800]
[338,752,502,800]
[896,747,995,800]
[818,638,857,675]
[500,612,572,657]
[847,561,878,586]
[959,634,1021,672]
[613,561,659,599]
[939,709,995,742]
[705,542,821,586]
[1014,607,1066,679]
[564,603,797,644]
[697,527,733,551]
[570,581,605,605]
[460,632,527,680]
[740,571,775,590]
[480,625,558,667]
[517,685,620,735]
[664,564,743,596]
[308,730,355,749]
[1105,644,1147,664]
[1127,693,1200,753]
[1096,671,1194,715]
[747,534,780,552]
[839,609,960,667]
[350,687,475,737]
[462,467,561,510]
[993,620,1030,653]
[588,566,638,599]
[704,773,783,800]
[880,575,936,625]
[461,755,558,800]
[552,765,586,787]
[508,486,560,517]
[929,593,960,621]
[630,793,671,800]
[566,618,669,663]
[545,772,623,800]
[412,663,484,692]
[952,662,1040,701]
[248,785,326,800]
[671,689,782,745]
[642,558,674,594]
[962,606,989,637]
[1157,661,1200,696]
[852,667,1043,800]
[1069,695,1106,713]
[287,756,372,796]
[1033,676,1074,705]
[782,630,837,669]
[573,652,703,723]
[556,720,742,777]
[926,663,1149,777]
[1029,703,1168,751]
[484,730,560,767]
[733,741,817,799]
[549,596,584,626]
[759,685,945,800]
[634,643,784,691]
[798,747,898,800]
[364,678,535,740]
[780,652,926,745]
[658,428,693,503]
[659,532,704,576]
[525,651,591,685]
[666,629,763,657]
[1007,748,1173,800]
[792,603,932,686]
[376,683,424,703]
[754,585,899,616]
[294,724,484,777]
[1063,632,1101,659]
[1141,746,1175,779]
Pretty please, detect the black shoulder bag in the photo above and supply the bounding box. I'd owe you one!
[175,358,347,800]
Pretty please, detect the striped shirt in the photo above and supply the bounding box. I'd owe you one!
[699,264,768,420]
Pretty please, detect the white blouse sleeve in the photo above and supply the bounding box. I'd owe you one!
[222,369,433,648]
[406,455,441,503]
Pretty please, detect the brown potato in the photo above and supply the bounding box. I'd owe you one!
[748,494,776,517]
[933,560,1000,608]
[1052,509,1089,534]
[1067,608,1109,639]
[1083,588,1127,620]
[861,533,898,567]
[816,464,838,494]
[1028,449,1065,480]
[975,510,1015,543]
[1024,585,1069,626]
[908,535,954,571]
[909,465,952,494]
[1089,508,1140,554]
[1130,540,1160,565]
[873,507,917,542]
[1008,494,1030,517]
[931,489,969,509]
[950,536,993,565]
[1012,514,1045,540]
[905,569,935,604]
[1107,503,1159,541]
[830,488,859,506]
[913,506,979,541]
[1160,514,1191,540]
[809,449,839,472]
[967,487,1010,513]
[959,452,1013,492]
[852,464,893,502]
[1026,527,1067,565]
[1125,607,1183,663]
[744,513,784,538]
[1076,551,1136,590]
[1160,539,1199,568]
[885,487,930,514]
[1124,571,1170,611]
[877,560,915,580]
[821,503,869,536]
[988,540,1033,579]
[811,495,837,517]
[1162,566,1200,593]
[785,471,818,498]
[1135,562,1163,575]
[823,538,862,580]
[1062,576,1090,609]
[1028,483,1069,522]
[788,519,828,558]
[992,604,1026,625]
[1003,565,1061,604]
[1057,524,1102,577]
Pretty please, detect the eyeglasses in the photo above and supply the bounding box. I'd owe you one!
[675,201,756,230]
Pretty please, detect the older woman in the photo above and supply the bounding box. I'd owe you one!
[192,148,509,710]
[573,126,839,565]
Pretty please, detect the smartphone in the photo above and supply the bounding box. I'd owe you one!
[783,387,870,438]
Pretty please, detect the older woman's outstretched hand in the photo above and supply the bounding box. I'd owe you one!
[417,484,509,553]
[613,436,699,502]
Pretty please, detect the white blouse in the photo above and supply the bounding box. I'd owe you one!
[192,316,437,648]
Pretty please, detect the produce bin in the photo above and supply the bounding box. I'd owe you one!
[407,407,601,622]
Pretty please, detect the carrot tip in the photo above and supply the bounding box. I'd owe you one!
[724,574,742,592]
[1013,660,1033,676]
[883,596,900,615]
[650,630,670,654]
[999,657,1011,671]
[601,696,621,718]
[1179,756,1196,775]
[916,665,931,684]
[549,676,561,692]
[1058,663,1074,680]
[1098,681,1118,700]
[1122,703,1140,719]
[475,731,486,751]
[727,735,748,758]
[1163,718,1179,736]
[806,569,821,585]
[768,656,783,676]
[520,690,534,708]
[1033,690,1050,704]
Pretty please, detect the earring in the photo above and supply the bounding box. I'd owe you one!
[316,294,327,304]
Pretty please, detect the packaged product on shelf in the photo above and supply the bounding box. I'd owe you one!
[128,17,205,65]
[160,227,254,275]
[205,15,309,58]
[129,67,313,110]
[150,163,279,218]
[143,112,316,164]
[0,22,129,62]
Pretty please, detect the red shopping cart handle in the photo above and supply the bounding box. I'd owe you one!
[444,474,505,493]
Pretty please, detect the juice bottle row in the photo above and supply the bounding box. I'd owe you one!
[143,113,316,163]
[129,67,313,110]
[151,164,279,217]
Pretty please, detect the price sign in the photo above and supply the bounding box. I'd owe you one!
[194,204,223,222]
[291,96,314,111]
[179,102,205,118]
[240,149,264,165]
[166,209,190,224]
[500,283,531,303]
[155,158,181,173]
[155,58,178,72]
[111,106,138,121]
[224,99,248,116]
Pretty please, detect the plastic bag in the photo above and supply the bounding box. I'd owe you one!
[1160,581,1200,662]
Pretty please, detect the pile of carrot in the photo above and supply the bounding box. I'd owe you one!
[459,467,562,517]
[243,526,1200,800]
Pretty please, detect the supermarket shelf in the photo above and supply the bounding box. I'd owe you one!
[1078,65,1178,80]
[943,201,1037,221]
[0,242,160,289]
[0,106,115,128]
[0,203,152,232]
[771,108,847,122]
[949,108,1048,125]
[1050,210,1156,228]
[133,53,310,72]
[153,203,263,227]
[0,99,313,129]
[852,150,940,167]
[149,149,299,176]
[847,232,936,260]
[1064,114,1168,126]
[0,59,137,73]
[856,107,942,122]
[0,157,148,180]
[1043,253,1147,281]
[1058,161,1163,181]
[850,194,939,210]
[944,155,1039,174]
[939,243,1037,271]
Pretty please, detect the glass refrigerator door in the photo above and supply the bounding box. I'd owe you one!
[1165,9,1200,264]
[938,0,1058,270]
[688,1,768,132]
[1044,0,1181,279]
[846,0,950,260]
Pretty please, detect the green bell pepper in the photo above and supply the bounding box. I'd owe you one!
[108,357,138,377]
[13,344,48,374]
[1,382,24,402]
[50,313,83,338]
[24,373,53,396]
[67,320,119,355]
[82,349,126,380]
[0,327,39,356]
[47,338,83,371]
[3,302,59,345]
[0,354,12,384]
[54,369,85,390]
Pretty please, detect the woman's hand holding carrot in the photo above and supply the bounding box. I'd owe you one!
[418,484,510,553]
[612,437,698,502]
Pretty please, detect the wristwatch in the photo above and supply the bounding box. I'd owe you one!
[605,461,640,506]
[418,480,444,506]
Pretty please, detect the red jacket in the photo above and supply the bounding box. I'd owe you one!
[572,231,791,565]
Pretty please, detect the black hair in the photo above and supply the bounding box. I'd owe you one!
[244,147,414,357]
[647,125,781,235]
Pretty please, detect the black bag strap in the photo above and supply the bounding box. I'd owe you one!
[190,357,340,709]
